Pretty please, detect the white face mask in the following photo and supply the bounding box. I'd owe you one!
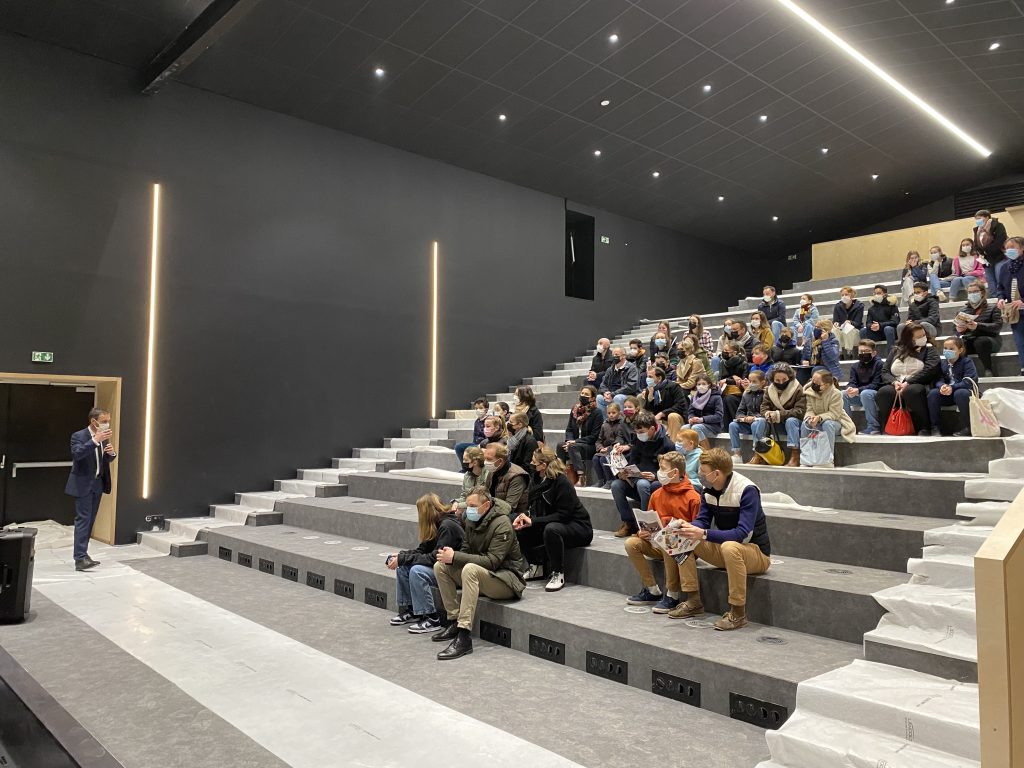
[95,421,110,432]
[841,296,852,305]
[750,318,761,328]
[475,408,486,417]
[656,469,677,485]
[967,292,983,306]
[872,294,885,304]
[512,396,521,406]
[763,294,772,302]
[961,245,972,255]
[483,460,495,470]
[914,336,927,348]
[930,252,941,261]
[696,384,710,394]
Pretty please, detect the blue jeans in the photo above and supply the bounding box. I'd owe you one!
[801,419,840,452]
[843,389,879,432]
[611,478,660,528]
[691,423,718,442]
[927,387,971,430]
[1011,319,1024,371]
[928,274,952,296]
[395,563,438,615]
[860,324,896,348]
[947,275,977,301]
[752,416,800,446]
[591,453,614,485]
[597,394,628,415]
[770,320,785,341]
[728,420,753,451]
[710,355,721,377]
[73,482,103,561]
[984,260,1007,295]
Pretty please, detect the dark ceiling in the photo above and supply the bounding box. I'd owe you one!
[2,0,1023,249]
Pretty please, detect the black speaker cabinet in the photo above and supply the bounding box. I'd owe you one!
[0,528,36,623]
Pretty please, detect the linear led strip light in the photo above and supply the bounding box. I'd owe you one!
[775,0,992,158]
[143,183,161,498]
[431,241,439,420]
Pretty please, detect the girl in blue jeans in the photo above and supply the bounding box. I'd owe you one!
[750,363,807,466]
[388,493,464,634]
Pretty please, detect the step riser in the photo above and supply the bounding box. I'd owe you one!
[863,638,978,683]
[273,480,348,498]
[330,460,405,472]
[794,270,901,292]
[200,528,813,721]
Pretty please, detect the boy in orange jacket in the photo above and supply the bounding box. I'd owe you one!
[623,451,702,613]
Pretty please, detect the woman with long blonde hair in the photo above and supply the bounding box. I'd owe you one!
[386,493,464,633]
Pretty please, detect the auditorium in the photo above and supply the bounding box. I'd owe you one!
[1,1,1023,766]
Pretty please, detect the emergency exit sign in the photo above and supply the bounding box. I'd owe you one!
[600,235,610,244]
[31,351,54,363]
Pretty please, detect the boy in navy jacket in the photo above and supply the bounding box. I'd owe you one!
[843,339,884,434]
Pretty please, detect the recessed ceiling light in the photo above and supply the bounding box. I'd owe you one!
[652,171,660,178]
[593,150,602,157]
[702,84,712,93]
[945,0,954,4]
[773,0,991,157]
[871,174,879,180]
[374,67,385,77]
[989,42,1001,51]
[772,216,779,222]
[759,114,768,122]
[498,113,507,122]
[608,34,619,43]
[821,147,829,154]
[717,195,725,202]
[600,99,611,107]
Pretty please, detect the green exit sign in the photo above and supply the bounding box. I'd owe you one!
[31,351,54,364]
[600,235,610,244]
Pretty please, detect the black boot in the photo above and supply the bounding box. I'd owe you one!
[437,628,473,660]
[431,621,459,642]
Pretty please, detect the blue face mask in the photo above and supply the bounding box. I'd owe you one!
[655,339,666,348]
[1006,248,1020,261]
[976,218,984,228]
[465,506,481,523]
[943,349,957,361]
[646,376,656,387]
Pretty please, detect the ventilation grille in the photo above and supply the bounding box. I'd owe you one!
[954,182,1024,219]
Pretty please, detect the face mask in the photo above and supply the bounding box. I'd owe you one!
[858,352,873,364]
[507,424,517,434]
[645,377,656,388]
[779,335,792,344]
[483,460,495,470]
[636,431,651,443]
[752,353,766,364]
[513,396,520,406]
[913,294,926,303]
[914,336,927,348]
[813,328,824,340]
[656,470,677,485]
[626,350,637,359]
[930,252,941,261]
[841,296,852,305]
[483,426,496,437]
[774,381,788,390]
[943,349,957,360]
[696,384,710,394]
[975,218,984,228]
[967,292,982,306]
[801,300,811,308]
[751,318,761,328]
[748,383,761,392]
[811,382,822,393]
[763,294,772,302]
[579,395,591,404]
[872,294,885,303]
[465,506,482,523]
[95,421,110,432]
[726,329,737,339]
[623,409,636,417]
[475,408,486,417]
[689,322,697,330]
[961,245,972,255]
[1006,248,1020,261]
[655,339,666,348]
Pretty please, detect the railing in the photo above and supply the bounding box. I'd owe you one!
[976,486,1024,767]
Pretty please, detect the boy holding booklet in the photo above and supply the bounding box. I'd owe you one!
[623,451,702,613]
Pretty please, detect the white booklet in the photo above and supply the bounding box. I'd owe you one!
[632,509,701,564]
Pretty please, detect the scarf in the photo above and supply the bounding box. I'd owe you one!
[690,387,712,410]
[766,379,800,410]
[976,218,992,248]
[572,400,594,428]
[506,426,526,454]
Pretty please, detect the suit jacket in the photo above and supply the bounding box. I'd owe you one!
[65,427,115,497]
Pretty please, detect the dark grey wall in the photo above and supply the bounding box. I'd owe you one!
[0,34,758,541]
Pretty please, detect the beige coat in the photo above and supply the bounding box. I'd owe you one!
[675,355,707,390]
[802,382,856,439]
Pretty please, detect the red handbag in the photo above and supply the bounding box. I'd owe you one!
[884,392,915,436]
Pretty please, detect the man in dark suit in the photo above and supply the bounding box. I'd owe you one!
[65,407,116,571]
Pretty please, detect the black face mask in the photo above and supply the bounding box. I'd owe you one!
[579,395,591,405]
[811,382,822,393]
[689,322,697,331]
[774,381,789,390]
[858,352,873,364]
[779,335,792,345]
[726,329,738,339]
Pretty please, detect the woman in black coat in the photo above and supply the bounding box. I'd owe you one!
[514,385,545,444]
[513,448,594,592]
[875,322,941,435]
[954,282,1002,376]
[507,412,539,474]
[557,385,604,486]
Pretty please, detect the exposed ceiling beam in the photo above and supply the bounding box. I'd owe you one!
[141,0,261,95]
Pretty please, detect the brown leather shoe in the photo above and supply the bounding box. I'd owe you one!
[714,605,748,631]
[786,448,800,467]
[748,453,766,465]
[667,596,705,619]
[614,523,633,538]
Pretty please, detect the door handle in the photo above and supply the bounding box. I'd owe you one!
[0,454,4,470]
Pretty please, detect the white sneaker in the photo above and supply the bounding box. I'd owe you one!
[731,451,744,464]
[937,290,947,303]
[545,572,565,592]
[523,563,545,581]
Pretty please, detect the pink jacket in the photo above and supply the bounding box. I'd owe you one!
[953,256,985,279]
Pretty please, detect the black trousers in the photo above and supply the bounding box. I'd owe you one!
[516,520,593,573]
[556,442,596,474]
[876,383,930,433]
[964,335,1001,374]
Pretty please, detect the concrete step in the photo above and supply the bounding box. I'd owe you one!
[273,478,348,497]
[276,495,905,644]
[403,427,452,439]
[385,437,434,448]
[794,269,902,292]
[352,447,401,460]
[136,529,208,557]
[236,490,307,509]
[336,473,938,573]
[209,503,283,526]
[331,457,405,471]
[201,523,863,723]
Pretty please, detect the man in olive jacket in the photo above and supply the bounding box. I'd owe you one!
[433,486,528,660]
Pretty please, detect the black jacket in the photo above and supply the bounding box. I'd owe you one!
[974,219,1008,264]
[590,348,613,375]
[957,301,1003,340]
[734,388,764,421]
[509,431,539,471]
[757,298,787,325]
[881,345,941,387]
[564,407,603,445]
[866,298,900,329]
[600,363,640,398]
[596,418,631,449]
[640,380,688,418]
[832,299,865,329]
[908,294,941,329]
[625,425,676,473]
[770,340,802,366]
[931,255,953,279]
[397,516,464,567]
[719,353,750,383]
[528,473,593,530]
[521,405,545,444]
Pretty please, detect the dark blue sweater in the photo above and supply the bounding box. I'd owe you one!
[848,358,883,391]
[832,299,865,329]
[935,356,978,390]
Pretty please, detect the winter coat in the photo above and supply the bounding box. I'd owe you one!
[935,356,978,390]
[756,297,787,326]
[789,304,819,336]
[397,516,464,568]
[770,339,802,366]
[832,299,865,329]
[803,331,841,380]
[675,355,706,391]
[596,417,631,450]
[452,504,528,596]
[881,345,941,387]
[527,473,593,530]
[734,388,765,421]
[955,301,1002,341]
[866,297,900,330]
[489,462,530,520]
[802,382,856,440]
[848,358,883,392]
[639,379,688,418]
[761,379,807,421]
[687,389,725,432]
[564,405,604,445]
[625,425,676,473]
[600,363,640,398]
[908,294,941,329]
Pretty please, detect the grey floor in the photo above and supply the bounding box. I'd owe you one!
[2,555,771,768]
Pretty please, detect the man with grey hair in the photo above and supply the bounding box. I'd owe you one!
[65,407,117,571]
[432,487,528,660]
[588,337,613,387]
[596,345,639,415]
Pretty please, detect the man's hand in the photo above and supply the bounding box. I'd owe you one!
[436,547,455,565]
[104,444,116,456]
[637,528,651,541]
[846,387,859,397]
[640,471,656,482]
[386,555,398,571]
[870,321,880,331]
[513,514,531,530]
[940,384,953,396]
[587,371,597,382]
[613,444,629,454]
[678,522,706,541]
[603,392,613,402]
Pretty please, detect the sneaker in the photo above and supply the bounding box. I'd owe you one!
[667,597,705,619]
[861,428,880,435]
[954,427,972,437]
[731,451,744,464]
[626,587,662,605]
[713,610,748,631]
[545,572,565,592]
[936,290,947,303]
[930,426,942,437]
[601,481,614,490]
[408,615,442,634]
[523,563,545,581]
[389,607,416,626]
[651,595,680,614]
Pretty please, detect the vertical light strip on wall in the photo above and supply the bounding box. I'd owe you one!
[431,240,439,419]
[142,183,161,499]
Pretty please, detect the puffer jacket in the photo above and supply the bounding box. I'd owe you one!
[802,382,856,439]
[397,516,464,567]
[452,504,529,596]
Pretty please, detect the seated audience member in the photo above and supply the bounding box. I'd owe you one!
[728,370,766,461]
[928,337,978,437]
[688,315,715,357]
[711,318,735,377]
[758,285,788,340]
[493,401,511,422]
[801,370,855,466]
[591,402,631,489]
[610,410,675,537]
[750,311,774,349]
[927,245,952,302]
[598,346,640,415]
[731,320,755,360]
[975,209,1009,290]
[875,322,942,436]
[454,397,489,467]
[669,449,772,631]
[901,250,928,305]
[650,321,678,362]
[861,284,900,348]
[898,281,940,338]
[451,447,491,514]
[949,239,985,300]
[749,343,772,375]
[675,337,705,397]
[674,428,704,491]
[622,396,640,431]
[640,365,687,440]
[513,448,593,592]
[513,386,544,444]
[587,338,613,387]
[843,340,884,435]
[506,412,539,478]
[627,339,648,376]
[804,319,842,381]
[718,340,750,423]
[789,293,819,347]
[832,286,864,358]
[955,282,1002,377]
[624,452,702,612]
[751,363,807,466]
[432,488,528,660]
[388,493,465,633]
[480,414,507,448]
[557,385,604,486]
[995,236,1024,377]
[687,372,725,450]
[651,353,675,381]
[770,328,802,366]
[685,332,713,376]
[484,443,530,520]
